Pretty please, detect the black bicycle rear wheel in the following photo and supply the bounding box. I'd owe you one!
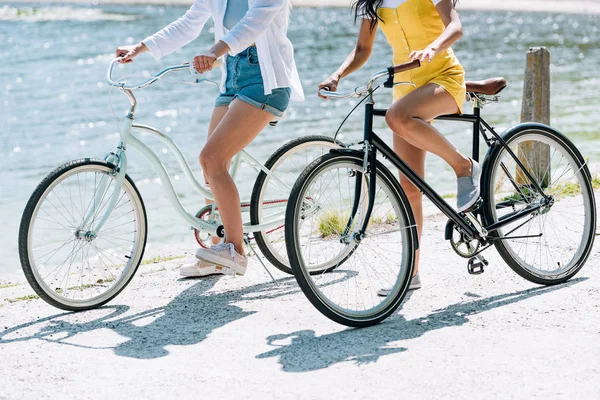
[481,125,596,285]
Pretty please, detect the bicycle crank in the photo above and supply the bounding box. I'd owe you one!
[446,220,480,258]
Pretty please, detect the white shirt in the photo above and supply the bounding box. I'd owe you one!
[142,0,304,101]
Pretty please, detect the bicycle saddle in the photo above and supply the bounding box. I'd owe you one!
[466,78,507,95]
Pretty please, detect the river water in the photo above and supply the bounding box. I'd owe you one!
[1,4,599,272]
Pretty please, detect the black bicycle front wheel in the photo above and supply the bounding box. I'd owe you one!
[285,152,416,327]
[481,125,596,285]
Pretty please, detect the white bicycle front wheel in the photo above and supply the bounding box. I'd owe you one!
[18,159,147,311]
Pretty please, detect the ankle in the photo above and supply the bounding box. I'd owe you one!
[233,244,245,256]
[454,157,472,178]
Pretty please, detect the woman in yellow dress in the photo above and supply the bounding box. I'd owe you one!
[318,0,479,292]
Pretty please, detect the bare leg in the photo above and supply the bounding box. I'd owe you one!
[199,99,275,255]
[385,84,472,178]
[386,84,468,276]
[203,106,229,245]
[393,135,425,277]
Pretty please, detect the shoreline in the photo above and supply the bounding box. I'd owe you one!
[3,0,600,14]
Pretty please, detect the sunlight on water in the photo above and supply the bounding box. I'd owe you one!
[0,5,138,21]
[1,5,599,272]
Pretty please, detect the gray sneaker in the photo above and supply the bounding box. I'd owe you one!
[456,158,481,213]
[377,273,422,297]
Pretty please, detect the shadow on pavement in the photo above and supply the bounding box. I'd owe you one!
[0,276,300,359]
[256,278,586,372]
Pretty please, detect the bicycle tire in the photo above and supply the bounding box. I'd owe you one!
[481,124,596,285]
[285,152,416,327]
[250,135,341,274]
[18,158,148,311]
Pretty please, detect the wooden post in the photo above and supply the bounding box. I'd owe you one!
[518,47,551,187]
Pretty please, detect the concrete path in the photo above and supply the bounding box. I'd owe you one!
[1,213,600,399]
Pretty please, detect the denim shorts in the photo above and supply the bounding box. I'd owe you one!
[215,46,291,117]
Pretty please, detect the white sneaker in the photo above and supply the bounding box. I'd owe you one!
[179,258,230,278]
[195,243,248,276]
[377,273,422,297]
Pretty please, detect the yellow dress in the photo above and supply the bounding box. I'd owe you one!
[377,0,466,113]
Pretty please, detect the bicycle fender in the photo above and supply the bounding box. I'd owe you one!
[329,148,365,157]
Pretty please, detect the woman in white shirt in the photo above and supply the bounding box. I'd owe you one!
[116,0,303,277]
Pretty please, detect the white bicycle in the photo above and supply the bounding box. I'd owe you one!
[18,59,341,311]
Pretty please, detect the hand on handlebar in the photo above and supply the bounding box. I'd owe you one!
[116,43,148,64]
[318,74,341,99]
[409,46,437,63]
[193,53,219,74]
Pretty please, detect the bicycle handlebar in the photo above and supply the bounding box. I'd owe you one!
[388,59,421,74]
[106,58,224,90]
[319,59,421,99]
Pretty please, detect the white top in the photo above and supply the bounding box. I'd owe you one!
[142,0,304,101]
[361,0,442,17]
[223,0,248,30]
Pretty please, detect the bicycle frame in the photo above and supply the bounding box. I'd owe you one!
[347,92,553,242]
[82,61,294,239]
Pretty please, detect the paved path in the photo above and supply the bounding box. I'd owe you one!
[2,213,600,399]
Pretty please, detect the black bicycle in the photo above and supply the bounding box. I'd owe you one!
[284,60,596,327]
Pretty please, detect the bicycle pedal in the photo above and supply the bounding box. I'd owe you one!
[463,197,484,213]
[467,257,485,275]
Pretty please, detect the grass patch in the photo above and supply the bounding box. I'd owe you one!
[442,193,456,199]
[501,187,533,203]
[0,283,20,289]
[385,214,398,224]
[317,211,351,238]
[4,294,40,303]
[141,255,186,265]
[369,214,398,225]
[499,174,600,203]
[370,216,383,225]
[318,211,399,237]
[549,182,582,199]
[15,8,40,17]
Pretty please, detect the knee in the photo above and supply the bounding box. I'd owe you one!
[199,149,225,177]
[385,107,416,139]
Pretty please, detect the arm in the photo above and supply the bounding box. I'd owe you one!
[116,0,211,63]
[317,19,377,98]
[194,0,287,73]
[410,0,463,63]
[221,0,287,55]
[144,0,211,59]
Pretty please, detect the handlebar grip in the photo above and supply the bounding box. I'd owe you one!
[212,58,224,68]
[389,59,421,74]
